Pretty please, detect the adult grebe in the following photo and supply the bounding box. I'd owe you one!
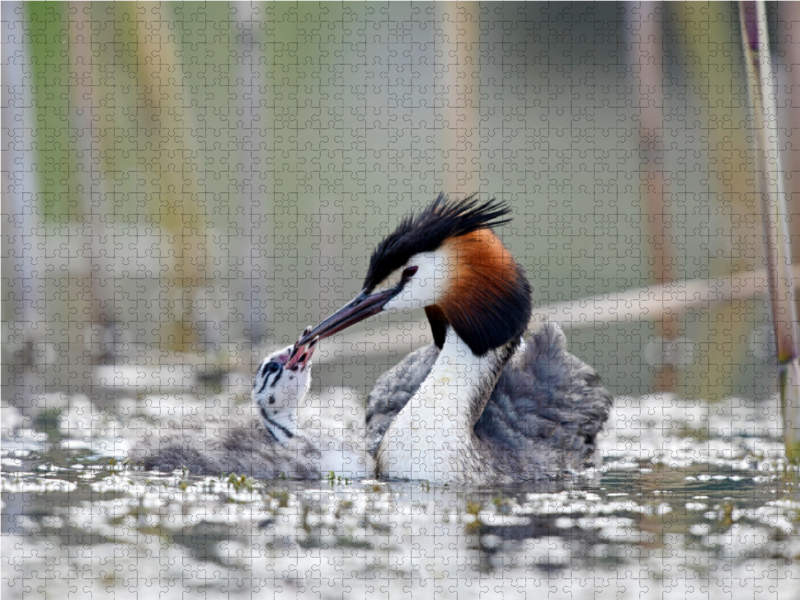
[295,194,613,484]
[136,333,371,479]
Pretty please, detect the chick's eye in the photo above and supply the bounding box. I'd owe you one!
[402,266,418,279]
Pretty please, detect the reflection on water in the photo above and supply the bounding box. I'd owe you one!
[2,393,799,599]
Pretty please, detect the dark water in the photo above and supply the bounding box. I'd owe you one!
[2,390,799,599]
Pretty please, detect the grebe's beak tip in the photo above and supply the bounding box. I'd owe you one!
[297,288,398,347]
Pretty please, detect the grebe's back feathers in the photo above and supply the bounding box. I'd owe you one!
[475,322,612,474]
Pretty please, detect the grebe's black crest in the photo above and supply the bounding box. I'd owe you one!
[363,193,512,293]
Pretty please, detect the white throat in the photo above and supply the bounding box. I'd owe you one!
[256,402,298,447]
[376,327,508,483]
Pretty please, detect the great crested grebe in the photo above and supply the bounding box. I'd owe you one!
[136,332,371,479]
[295,194,613,484]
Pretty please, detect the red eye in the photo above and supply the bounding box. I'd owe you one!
[402,266,418,279]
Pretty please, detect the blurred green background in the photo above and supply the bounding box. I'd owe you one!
[4,1,799,403]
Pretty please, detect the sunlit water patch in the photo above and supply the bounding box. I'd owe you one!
[2,393,799,599]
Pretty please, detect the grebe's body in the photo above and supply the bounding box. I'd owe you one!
[136,338,371,479]
[297,194,612,484]
[366,321,611,483]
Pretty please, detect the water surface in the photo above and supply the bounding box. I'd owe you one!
[2,391,798,599]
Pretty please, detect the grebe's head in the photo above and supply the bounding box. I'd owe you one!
[253,331,317,445]
[299,194,532,356]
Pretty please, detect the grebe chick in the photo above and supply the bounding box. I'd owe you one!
[135,332,371,480]
[297,194,613,484]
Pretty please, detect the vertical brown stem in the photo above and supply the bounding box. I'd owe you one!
[132,4,206,353]
[740,0,800,462]
[437,2,481,196]
[629,2,678,391]
[673,2,760,402]
[778,3,800,321]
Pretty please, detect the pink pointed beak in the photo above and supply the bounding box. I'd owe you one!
[285,327,319,371]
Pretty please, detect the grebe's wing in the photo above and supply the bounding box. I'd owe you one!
[476,321,613,470]
[364,343,439,458]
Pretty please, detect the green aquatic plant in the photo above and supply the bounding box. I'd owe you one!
[325,471,351,486]
[268,489,290,509]
[226,473,255,493]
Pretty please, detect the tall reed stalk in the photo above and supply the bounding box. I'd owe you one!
[628,2,678,392]
[739,1,800,462]
[436,2,480,195]
[672,3,757,402]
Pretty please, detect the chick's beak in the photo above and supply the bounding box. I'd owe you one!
[285,326,319,371]
[285,338,317,371]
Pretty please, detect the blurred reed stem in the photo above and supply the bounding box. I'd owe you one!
[131,4,207,353]
[436,2,480,195]
[777,3,800,333]
[672,3,760,402]
[739,0,800,462]
[2,2,42,390]
[628,2,678,392]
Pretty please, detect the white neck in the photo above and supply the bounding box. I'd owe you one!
[258,406,298,447]
[376,327,510,483]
